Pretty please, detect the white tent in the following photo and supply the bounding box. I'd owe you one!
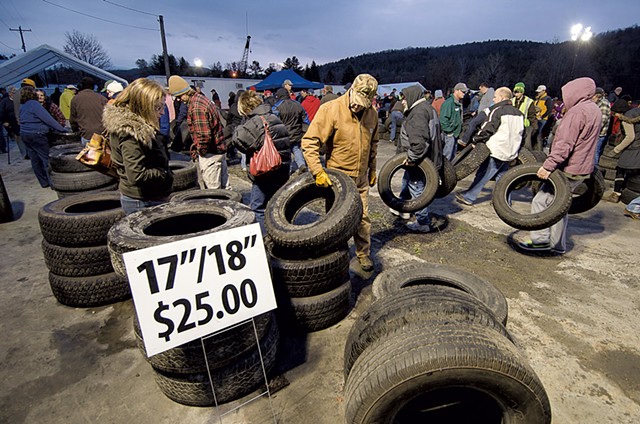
[377,82,426,97]
[0,44,127,88]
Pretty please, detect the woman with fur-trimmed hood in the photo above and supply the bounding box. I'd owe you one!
[232,90,291,233]
[102,78,173,215]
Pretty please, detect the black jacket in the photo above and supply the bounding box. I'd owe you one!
[273,88,308,145]
[232,103,291,180]
[398,85,443,169]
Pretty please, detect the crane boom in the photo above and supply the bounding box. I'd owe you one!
[239,35,251,75]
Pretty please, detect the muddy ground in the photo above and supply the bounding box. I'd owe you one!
[1,138,639,424]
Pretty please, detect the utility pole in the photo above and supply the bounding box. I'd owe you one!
[158,16,171,85]
[10,26,31,52]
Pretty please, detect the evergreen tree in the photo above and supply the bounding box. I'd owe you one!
[341,64,356,85]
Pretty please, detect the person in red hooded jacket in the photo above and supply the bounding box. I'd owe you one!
[300,88,321,122]
[519,77,602,255]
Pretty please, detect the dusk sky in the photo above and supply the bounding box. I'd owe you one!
[1,0,639,70]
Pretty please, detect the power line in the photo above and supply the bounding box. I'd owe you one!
[42,0,159,31]
[102,0,157,17]
[0,40,20,51]
[0,17,12,30]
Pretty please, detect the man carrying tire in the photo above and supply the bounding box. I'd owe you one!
[302,74,379,271]
[454,87,524,206]
[519,77,601,254]
[397,84,443,232]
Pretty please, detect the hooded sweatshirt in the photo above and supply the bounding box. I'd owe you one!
[542,77,601,176]
[398,85,442,168]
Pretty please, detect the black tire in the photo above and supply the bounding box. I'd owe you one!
[532,150,548,163]
[626,174,640,193]
[135,312,273,374]
[108,200,255,277]
[568,170,605,214]
[450,143,472,167]
[621,188,640,205]
[289,280,351,332]
[55,182,118,199]
[169,160,198,192]
[372,261,508,325]
[343,285,512,379]
[48,271,130,307]
[152,317,279,406]
[48,144,92,173]
[344,324,551,424]
[264,169,362,257]
[0,174,14,223]
[515,147,537,165]
[49,131,81,146]
[377,153,439,213]
[50,169,115,192]
[170,188,242,204]
[39,191,124,247]
[435,158,456,199]
[599,166,616,181]
[492,164,572,231]
[454,142,490,181]
[269,248,349,297]
[597,155,618,170]
[42,239,113,277]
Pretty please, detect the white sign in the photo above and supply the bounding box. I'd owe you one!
[123,223,276,357]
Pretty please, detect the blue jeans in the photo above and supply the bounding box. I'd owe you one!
[627,196,640,213]
[390,110,404,141]
[593,135,608,167]
[250,167,289,234]
[21,132,51,187]
[443,133,457,162]
[400,167,430,225]
[120,194,167,215]
[461,157,509,203]
[290,143,306,173]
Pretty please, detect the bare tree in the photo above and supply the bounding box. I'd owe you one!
[63,30,111,69]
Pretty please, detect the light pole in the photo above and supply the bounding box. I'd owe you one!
[570,24,593,79]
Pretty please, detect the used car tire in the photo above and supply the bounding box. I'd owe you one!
[287,280,352,332]
[49,169,115,192]
[343,285,511,379]
[108,200,255,278]
[0,174,13,223]
[170,188,242,204]
[344,324,551,424]
[372,261,508,325]
[169,160,198,192]
[48,271,130,307]
[377,153,439,213]
[152,317,278,406]
[39,191,124,247]
[55,181,119,199]
[42,239,113,277]
[269,247,349,297]
[435,158,456,199]
[626,174,640,193]
[568,170,605,214]
[264,169,362,257]
[621,188,640,205]
[49,143,92,173]
[454,142,490,181]
[492,164,571,231]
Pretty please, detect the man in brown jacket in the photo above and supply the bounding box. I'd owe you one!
[302,74,379,272]
[70,77,107,144]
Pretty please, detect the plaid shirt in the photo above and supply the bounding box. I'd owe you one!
[186,91,225,159]
[597,97,611,137]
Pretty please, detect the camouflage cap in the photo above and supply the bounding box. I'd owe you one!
[350,74,378,108]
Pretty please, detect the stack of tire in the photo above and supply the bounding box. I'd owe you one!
[168,160,198,193]
[343,262,552,424]
[49,143,117,199]
[38,191,130,307]
[107,199,278,406]
[597,144,618,187]
[170,188,243,204]
[265,169,362,332]
[377,153,456,214]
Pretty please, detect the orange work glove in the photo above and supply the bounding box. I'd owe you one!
[315,170,333,187]
[368,169,377,187]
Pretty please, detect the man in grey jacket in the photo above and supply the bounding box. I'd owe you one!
[520,77,601,254]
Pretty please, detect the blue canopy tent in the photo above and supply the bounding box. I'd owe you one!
[250,69,324,91]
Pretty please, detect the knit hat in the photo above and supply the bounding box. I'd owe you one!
[106,81,124,94]
[350,74,378,108]
[101,80,114,92]
[168,75,190,97]
[595,87,605,96]
[434,89,443,98]
[514,82,525,93]
[21,78,36,87]
[611,98,630,114]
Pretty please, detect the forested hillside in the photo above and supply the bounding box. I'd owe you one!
[319,26,640,97]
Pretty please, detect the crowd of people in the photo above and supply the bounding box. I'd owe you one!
[1,72,638,270]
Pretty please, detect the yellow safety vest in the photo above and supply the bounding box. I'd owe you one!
[513,96,533,127]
